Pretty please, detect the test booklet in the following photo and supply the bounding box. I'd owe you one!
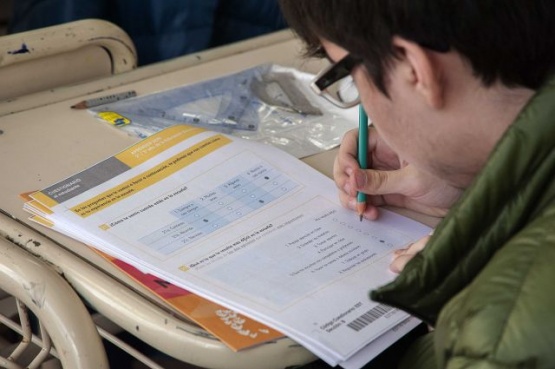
[23,125,430,367]
[24,188,285,352]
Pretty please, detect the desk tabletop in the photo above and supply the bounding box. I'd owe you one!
[0,30,336,307]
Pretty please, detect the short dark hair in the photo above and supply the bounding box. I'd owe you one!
[279,0,555,93]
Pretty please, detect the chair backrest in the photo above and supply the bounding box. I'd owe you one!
[0,19,137,101]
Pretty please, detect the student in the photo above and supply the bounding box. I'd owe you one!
[279,1,555,368]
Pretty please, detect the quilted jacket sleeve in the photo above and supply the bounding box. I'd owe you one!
[399,214,555,369]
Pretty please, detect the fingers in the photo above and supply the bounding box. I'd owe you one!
[333,130,359,193]
[334,128,406,219]
[361,166,416,196]
[334,127,463,218]
[390,235,431,273]
[334,156,358,197]
[337,183,381,220]
[341,166,417,214]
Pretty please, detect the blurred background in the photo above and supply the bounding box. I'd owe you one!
[0,0,10,35]
[0,0,286,65]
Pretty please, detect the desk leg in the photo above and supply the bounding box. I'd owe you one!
[0,237,108,368]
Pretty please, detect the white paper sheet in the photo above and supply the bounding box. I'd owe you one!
[28,125,430,365]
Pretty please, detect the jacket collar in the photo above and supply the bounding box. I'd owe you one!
[371,75,555,324]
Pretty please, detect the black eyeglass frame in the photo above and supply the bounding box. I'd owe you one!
[310,53,363,109]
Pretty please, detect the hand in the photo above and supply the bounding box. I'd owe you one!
[333,127,462,219]
[390,234,431,273]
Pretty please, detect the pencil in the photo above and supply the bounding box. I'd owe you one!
[71,90,137,109]
[357,105,369,221]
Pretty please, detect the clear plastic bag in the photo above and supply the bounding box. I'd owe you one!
[91,64,358,158]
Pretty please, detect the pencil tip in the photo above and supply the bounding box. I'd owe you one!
[359,214,363,222]
[71,101,86,109]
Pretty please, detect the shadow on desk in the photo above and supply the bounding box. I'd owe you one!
[104,331,203,369]
[104,323,427,369]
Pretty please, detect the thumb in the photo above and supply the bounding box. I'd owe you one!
[355,167,412,196]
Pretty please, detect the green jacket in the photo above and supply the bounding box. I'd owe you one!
[372,76,555,369]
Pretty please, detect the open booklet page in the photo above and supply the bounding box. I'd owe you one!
[21,189,284,352]
[25,125,430,366]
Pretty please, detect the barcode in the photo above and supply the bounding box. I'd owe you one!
[347,304,393,332]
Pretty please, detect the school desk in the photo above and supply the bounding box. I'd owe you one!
[0,29,439,368]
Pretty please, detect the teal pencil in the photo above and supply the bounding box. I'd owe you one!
[357,105,368,221]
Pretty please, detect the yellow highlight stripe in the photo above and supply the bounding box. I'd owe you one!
[115,125,205,167]
[32,191,59,208]
[71,135,231,218]
[28,199,53,215]
[30,215,55,228]
[20,191,55,214]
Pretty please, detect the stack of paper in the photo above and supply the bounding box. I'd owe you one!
[23,125,429,368]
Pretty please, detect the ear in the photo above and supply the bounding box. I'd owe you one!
[392,36,445,109]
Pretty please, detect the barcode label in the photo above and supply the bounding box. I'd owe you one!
[347,304,393,332]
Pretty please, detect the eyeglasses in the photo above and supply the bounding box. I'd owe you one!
[310,53,363,109]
